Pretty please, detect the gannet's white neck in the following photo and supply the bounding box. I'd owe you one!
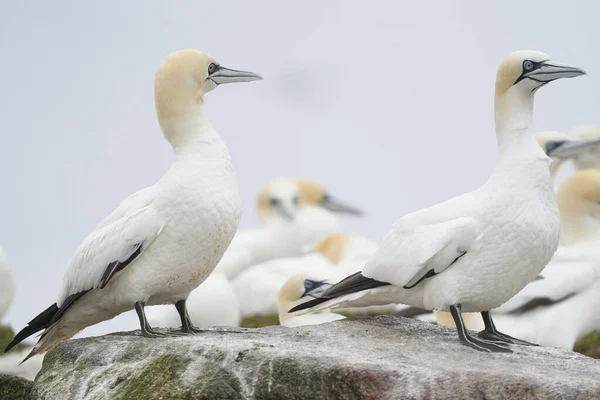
[494,88,535,155]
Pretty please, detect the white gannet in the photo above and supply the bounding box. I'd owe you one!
[233,233,374,319]
[215,178,363,280]
[0,249,14,322]
[535,130,600,180]
[5,49,262,361]
[278,272,346,328]
[290,51,586,353]
[435,168,600,334]
[144,271,241,329]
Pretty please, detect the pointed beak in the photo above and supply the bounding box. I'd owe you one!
[275,204,295,221]
[208,66,263,85]
[525,61,586,82]
[320,195,364,216]
[547,138,600,159]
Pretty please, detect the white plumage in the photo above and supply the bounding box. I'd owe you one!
[215,178,363,280]
[7,49,262,360]
[291,51,586,353]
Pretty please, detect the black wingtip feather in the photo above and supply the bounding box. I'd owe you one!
[5,303,58,353]
[288,272,391,314]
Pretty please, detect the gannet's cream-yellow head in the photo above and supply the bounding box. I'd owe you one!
[296,178,363,216]
[312,233,355,264]
[557,169,600,244]
[256,178,364,223]
[256,178,300,222]
[154,49,262,142]
[495,51,584,97]
[278,272,332,318]
[494,51,585,136]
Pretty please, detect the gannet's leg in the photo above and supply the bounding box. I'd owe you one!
[174,299,246,334]
[478,311,538,346]
[174,299,205,334]
[449,304,513,353]
[134,301,186,337]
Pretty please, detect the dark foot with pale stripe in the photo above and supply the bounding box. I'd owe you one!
[450,304,512,353]
[478,329,538,346]
[135,301,188,338]
[479,311,538,346]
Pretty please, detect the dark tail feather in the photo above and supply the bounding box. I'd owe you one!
[289,272,390,313]
[5,303,58,353]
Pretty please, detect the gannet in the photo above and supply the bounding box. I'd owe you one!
[5,49,262,361]
[570,125,600,171]
[435,168,600,332]
[215,178,363,280]
[144,271,241,329]
[290,51,585,353]
[233,234,374,318]
[278,272,346,328]
[0,249,14,321]
[536,130,600,179]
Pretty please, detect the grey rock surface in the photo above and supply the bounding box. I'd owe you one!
[29,316,600,400]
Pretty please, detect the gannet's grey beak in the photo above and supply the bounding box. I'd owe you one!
[275,204,295,221]
[524,61,586,82]
[320,195,364,216]
[209,66,263,85]
[547,138,600,159]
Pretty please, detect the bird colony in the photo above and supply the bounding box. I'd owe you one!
[2,49,600,381]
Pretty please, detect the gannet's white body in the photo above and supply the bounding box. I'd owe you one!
[233,234,375,318]
[291,51,585,352]
[216,178,363,280]
[0,249,14,321]
[278,272,346,328]
[8,50,262,359]
[145,271,241,328]
[438,169,600,349]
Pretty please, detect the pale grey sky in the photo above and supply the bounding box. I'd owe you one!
[1,1,598,336]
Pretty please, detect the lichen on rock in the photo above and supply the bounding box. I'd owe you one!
[0,373,33,400]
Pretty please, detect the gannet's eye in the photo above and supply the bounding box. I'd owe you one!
[269,198,280,207]
[304,280,315,290]
[292,196,299,205]
[523,60,534,71]
[208,63,217,74]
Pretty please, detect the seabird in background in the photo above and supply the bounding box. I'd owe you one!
[0,248,14,322]
[215,178,364,280]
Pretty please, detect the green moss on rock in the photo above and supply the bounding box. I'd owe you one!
[112,355,192,400]
[240,314,279,328]
[191,362,244,400]
[0,373,33,400]
[0,325,15,352]
[574,331,600,359]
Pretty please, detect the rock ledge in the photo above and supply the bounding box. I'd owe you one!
[29,316,600,400]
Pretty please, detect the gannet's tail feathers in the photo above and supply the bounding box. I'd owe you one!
[289,271,390,313]
[5,303,58,353]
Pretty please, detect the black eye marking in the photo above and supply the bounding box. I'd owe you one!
[514,59,546,86]
[301,279,329,298]
[208,63,219,74]
[545,141,564,155]
[269,197,280,207]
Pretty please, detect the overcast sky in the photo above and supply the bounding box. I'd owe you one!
[1,1,598,337]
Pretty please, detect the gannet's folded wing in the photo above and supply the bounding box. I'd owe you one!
[57,204,164,308]
[363,217,480,288]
